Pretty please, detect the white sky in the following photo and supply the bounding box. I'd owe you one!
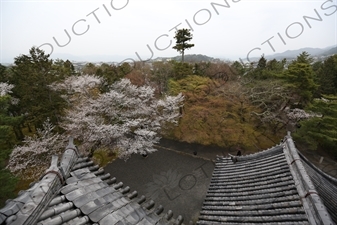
[1,0,336,63]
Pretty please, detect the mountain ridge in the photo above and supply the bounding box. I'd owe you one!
[1,45,335,65]
[249,45,337,61]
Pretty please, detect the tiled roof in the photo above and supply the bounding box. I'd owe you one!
[197,132,335,225]
[0,138,184,225]
[1,133,336,225]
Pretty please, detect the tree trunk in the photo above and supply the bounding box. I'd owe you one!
[182,51,185,62]
[14,126,24,141]
[13,127,20,141]
[27,123,32,133]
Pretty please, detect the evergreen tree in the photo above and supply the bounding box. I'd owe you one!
[294,51,314,64]
[52,59,77,79]
[257,55,267,69]
[9,47,66,129]
[172,29,195,62]
[0,95,19,164]
[231,61,246,76]
[253,55,268,79]
[96,62,132,91]
[0,83,20,207]
[171,61,193,79]
[150,61,174,95]
[266,58,286,72]
[193,62,211,76]
[81,63,98,75]
[294,95,337,159]
[0,64,7,82]
[282,62,317,106]
[315,55,337,95]
[247,56,285,80]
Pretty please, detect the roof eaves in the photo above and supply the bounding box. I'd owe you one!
[229,144,284,163]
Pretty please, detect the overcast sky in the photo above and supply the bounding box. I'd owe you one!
[1,0,336,63]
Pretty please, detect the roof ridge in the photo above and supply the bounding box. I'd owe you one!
[283,131,334,225]
[1,137,185,225]
[0,137,79,225]
[226,144,284,163]
[198,132,337,225]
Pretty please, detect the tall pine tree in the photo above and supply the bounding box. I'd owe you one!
[172,29,194,62]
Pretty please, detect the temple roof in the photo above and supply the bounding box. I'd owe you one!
[0,138,184,225]
[1,132,336,225]
[197,132,335,225]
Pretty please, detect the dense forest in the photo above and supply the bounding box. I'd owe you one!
[0,47,337,206]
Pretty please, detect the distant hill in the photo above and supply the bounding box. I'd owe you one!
[267,47,324,60]
[153,54,220,63]
[320,47,337,56]
[248,45,337,62]
[50,54,220,64]
[50,53,130,63]
[4,46,333,65]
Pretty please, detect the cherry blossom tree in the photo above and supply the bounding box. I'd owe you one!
[7,118,66,179]
[50,74,101,94]
[0,82,20,106]
[6,75,102,180]
[0,82,14,96]
[7,75,183,178]
[56,75,184,159]
[285,107,321,122]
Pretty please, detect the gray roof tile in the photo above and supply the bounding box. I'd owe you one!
[1,138,184,225]
[197,132,335,225]
[2,133,336,225]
